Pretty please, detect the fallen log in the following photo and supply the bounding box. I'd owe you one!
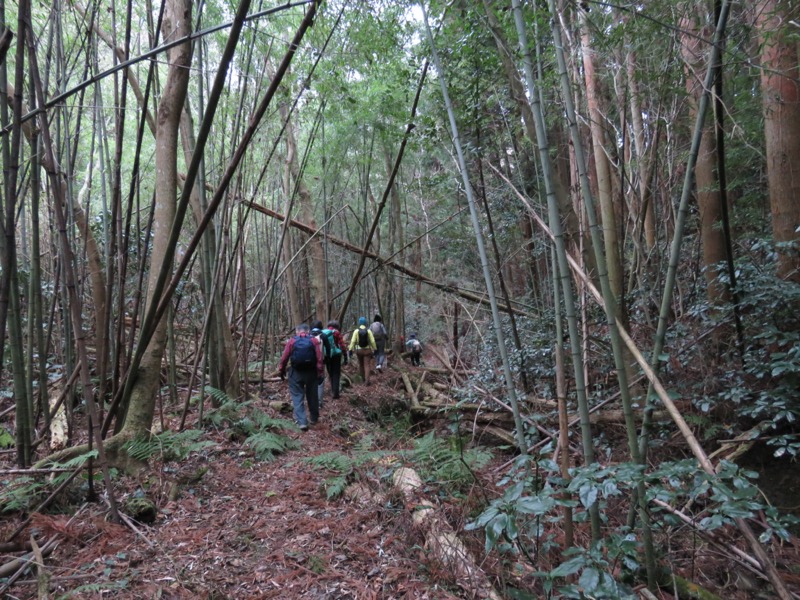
[479,426,518,448]
[392,467,503,600]
[245,201,526,316]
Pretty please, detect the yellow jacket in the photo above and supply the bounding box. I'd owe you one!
[348,326,377,351]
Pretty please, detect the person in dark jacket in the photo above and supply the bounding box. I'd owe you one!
[278,323,324,431]
[323,319,348,399]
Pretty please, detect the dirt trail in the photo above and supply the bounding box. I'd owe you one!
[0,365,464,599]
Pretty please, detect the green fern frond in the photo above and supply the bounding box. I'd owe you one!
[322,475,350,500]
[304,451,355,473]
[245,431,299,462]
[203,399,241,428]
[250,409,296,432]
[124,429,214,463]
[58,450,99,469]
[204,386,232,405]
[411,431,492,487]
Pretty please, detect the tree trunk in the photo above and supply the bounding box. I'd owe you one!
[279,97,329,321]
[120,0,191,436]
[681,6,729,304]
[580,11,623,305]
[755,0,800,282]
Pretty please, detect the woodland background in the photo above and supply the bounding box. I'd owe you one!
[0,0,799,598]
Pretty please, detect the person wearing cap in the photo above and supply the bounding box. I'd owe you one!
[348,316,377,384]
[405,333,423,366]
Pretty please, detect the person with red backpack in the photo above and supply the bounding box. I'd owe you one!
[278,323,324,431]
[322,319,348,399]
[348,316,377,385]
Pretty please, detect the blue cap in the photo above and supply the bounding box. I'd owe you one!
[358,317,367,326]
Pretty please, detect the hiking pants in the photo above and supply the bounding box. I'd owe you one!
[326,355,343,398]
[374,338,386,369]
[288,367,319,426]
[355,348,373,384]
[411,350,421,366]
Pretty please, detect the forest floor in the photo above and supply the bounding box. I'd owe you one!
[0,353,495,599]
[2,351,800,599]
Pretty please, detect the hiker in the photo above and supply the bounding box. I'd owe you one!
[322,319,348,399]
[278,323,324,431]
[348,316,377,384]
[311,320,332,408]
[406,333,423,366]
[369,314,388,371]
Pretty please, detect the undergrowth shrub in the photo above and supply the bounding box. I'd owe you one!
[706,258,800,456]
[303,430,493,500]
[202,393,300,461]
[0,451,101,514]
[467,453,798,598]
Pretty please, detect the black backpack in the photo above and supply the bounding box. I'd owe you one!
[357,327,370,348]
[291,335,316,369]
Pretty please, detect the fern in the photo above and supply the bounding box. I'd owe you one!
[57,578,129,599]
[411,431,492,488]
[305,451,356,473]
[59,450,99,468]
[123,429,214,462]
[0,476,43,513]
[245,431,300,462]
[204,385,232,405]
[203,398,241,428]
[302,446,398,499]
[323,475,350,500]
[250,410,296,432]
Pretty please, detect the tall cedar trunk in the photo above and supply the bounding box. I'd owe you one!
[681,6,729,304]
[280,100,329,321]
[120,0,191,436]
[281,193,303,325]
[580,10,623,306]
[756,0,800,282]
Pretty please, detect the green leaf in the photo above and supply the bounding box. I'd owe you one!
[579,567,601,592]
[550,556,585,578]
[0,427,13,449]
[579,485,598,509]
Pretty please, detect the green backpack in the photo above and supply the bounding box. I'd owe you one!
[322,329,342,358]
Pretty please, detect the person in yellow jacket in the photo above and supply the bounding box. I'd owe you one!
[348,316,377,384]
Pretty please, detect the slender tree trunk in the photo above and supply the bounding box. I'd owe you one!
[120,0,191,436]
[179,103,240,399]
[755,0,800,282]
[625,47,656,249]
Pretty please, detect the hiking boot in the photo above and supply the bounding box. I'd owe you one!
[299,424,308,432]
